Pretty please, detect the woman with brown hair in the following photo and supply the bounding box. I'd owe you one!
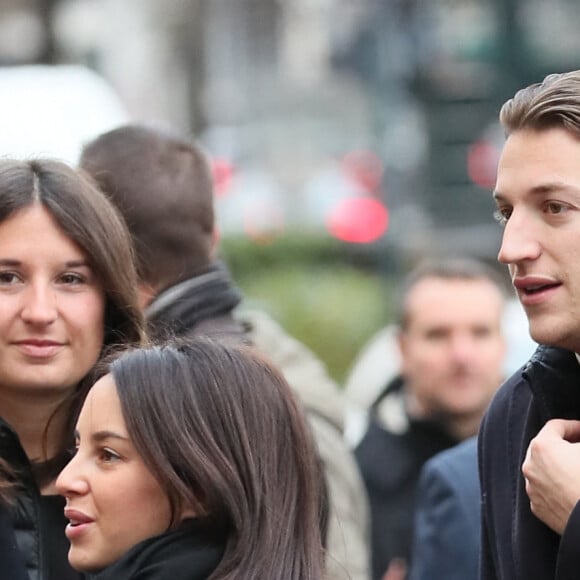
[0,158,145,580]
[57,337,326,580]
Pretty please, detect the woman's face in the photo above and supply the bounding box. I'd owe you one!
[56,374,174,572]
[0,204,105,399]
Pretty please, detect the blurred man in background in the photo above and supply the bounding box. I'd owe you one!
[354,258,507,580]
[80,123,370,580]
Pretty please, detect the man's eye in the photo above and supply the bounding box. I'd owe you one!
[545,202,568,215]
[493,208,511,226]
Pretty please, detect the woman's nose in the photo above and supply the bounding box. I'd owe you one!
[20,282,58,325]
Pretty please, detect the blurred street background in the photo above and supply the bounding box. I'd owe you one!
[1,0,579,384]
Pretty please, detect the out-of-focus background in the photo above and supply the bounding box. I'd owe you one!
[1,0,578,387]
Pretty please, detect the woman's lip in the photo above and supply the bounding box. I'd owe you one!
[65,521,93,540]
[64,507,94,524]
[14,340,64,358]
[64,508,94,540]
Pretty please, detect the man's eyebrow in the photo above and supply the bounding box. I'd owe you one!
[494,182,580,202]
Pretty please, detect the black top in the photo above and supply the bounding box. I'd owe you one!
[0,417,83,580]
[39,495,81,580]
[89,519,225,580]
[355,376,459,580]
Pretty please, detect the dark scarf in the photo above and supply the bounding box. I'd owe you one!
[88,519,225,580]
[146,261,243,339]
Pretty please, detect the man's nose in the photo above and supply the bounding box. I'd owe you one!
[449,335,477,363]
[497,211,541,266]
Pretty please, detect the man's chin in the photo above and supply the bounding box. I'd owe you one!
[528,322,574,350]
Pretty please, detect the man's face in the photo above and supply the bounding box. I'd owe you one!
[494,127,580,351]
[399,277,505,420]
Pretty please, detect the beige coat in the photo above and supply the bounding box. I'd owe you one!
[239,308,371,580]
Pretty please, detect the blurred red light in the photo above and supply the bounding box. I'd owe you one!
[211,157,234,197]
[341,150,384,194]
[467,140,501,190]
[327,197,389,243]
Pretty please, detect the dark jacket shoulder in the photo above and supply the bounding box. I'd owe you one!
[479,345,580,580]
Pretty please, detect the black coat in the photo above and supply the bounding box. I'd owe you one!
[89,519,225,580]
[479,345,580,580]
[355,377,459,580]
[0,418,82,580]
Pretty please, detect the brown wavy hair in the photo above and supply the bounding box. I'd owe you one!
[500,70,580,137]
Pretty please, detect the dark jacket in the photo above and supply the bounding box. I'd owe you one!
[408,436,480,580]
[355,376,459,580]
[145,262,245,342]
[89,519,225,580]
[0,418,82,580]
[479,345,580,580]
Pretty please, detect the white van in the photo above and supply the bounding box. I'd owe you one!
[0,64,128,164]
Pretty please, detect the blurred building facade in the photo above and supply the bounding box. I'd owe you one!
[2,0,580,259]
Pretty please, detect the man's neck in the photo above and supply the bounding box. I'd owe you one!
[405,391,481,441]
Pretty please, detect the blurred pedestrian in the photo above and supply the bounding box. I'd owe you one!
[56,338,326,580]
[354,257,507,580]
[480,69,580,579]
[0,159,145,580]
[80,123,370,580]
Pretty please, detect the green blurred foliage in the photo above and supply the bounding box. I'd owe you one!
[220,234,397,385]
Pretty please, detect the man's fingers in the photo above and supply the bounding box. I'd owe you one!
[544,419,580,442]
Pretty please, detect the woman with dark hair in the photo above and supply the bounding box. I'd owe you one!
[0,158,146,580]
[56,338,327,580]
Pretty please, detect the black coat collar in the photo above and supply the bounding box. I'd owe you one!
[524,345,580,421]
[89,519,225,580]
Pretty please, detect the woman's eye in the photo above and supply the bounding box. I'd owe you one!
[99,448,121,463]
[59,272,85,285]
[0,271,21,285]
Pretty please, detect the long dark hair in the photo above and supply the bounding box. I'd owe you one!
[107,338,326,580]
[0,158,146,499]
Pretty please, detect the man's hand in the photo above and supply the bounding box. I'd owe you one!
[522,419,580,535]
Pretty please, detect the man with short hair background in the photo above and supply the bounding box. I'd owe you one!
[355,258,507,580]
